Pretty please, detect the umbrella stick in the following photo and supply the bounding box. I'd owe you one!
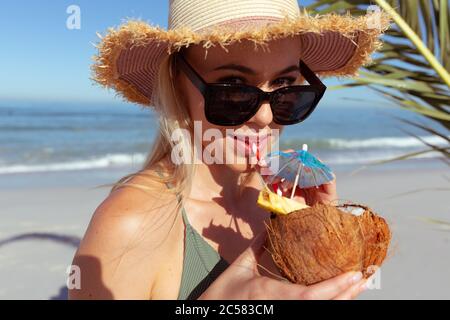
[290,144,308,199]
[290,162,303,199]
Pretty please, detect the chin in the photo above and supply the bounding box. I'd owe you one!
[222,161,256,174]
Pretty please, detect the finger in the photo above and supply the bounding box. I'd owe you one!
[264,272,364,300]
[301,271,363,300]
[255,277,308,300]
[302,181,338,206]
[313,156,336,186]
[333,279,367,300]
[321,175,337,194]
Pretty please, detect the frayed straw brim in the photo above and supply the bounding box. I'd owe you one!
[92,12,391,107]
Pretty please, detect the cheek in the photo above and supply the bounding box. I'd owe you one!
[181,78,225,145]
[187,92,204,122]
[181,77,208,125]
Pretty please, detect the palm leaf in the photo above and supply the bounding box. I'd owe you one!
[417,217,450,232]
[307,0,450,163]
[308,1,449,229]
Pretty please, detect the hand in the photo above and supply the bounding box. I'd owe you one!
[279,171,338,207]
[260,150,338,207]
[198,232,368,300]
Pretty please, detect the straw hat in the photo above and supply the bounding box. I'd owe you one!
[92,0,390,107]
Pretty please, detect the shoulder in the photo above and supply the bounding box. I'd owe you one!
[69,171,183,300]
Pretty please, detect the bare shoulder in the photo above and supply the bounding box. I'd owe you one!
[69,172,183,300]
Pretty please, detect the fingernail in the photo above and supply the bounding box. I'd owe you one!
[359,280,369,292]
[350,272,363,284]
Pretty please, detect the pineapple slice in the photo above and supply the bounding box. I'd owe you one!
[257,187,309,215]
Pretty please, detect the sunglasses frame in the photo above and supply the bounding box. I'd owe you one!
[174,51,327,126]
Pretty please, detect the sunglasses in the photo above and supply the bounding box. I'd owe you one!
[174,52,326,127]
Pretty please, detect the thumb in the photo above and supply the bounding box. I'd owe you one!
[229,231,268,277]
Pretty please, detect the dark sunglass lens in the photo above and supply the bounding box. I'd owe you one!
[272,90,317,124]
[205,86,259,125]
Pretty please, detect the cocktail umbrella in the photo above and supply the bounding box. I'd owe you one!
[265,144,334,198]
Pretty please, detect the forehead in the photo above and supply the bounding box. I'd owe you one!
[183,36,301,73]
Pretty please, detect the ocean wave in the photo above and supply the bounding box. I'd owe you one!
[324,150,442,165]
[282,135,449,149]
[0,148,444,174]
[0,153,147,174]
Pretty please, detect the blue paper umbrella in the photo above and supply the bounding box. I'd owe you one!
[265,144,334,195]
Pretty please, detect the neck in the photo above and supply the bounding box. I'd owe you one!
[189,163,260,205]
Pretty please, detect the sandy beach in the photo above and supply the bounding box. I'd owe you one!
[0,159,449,300]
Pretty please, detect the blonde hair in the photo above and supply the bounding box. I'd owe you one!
[97,49,195,202]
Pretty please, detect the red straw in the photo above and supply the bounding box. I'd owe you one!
[272,183,279,194]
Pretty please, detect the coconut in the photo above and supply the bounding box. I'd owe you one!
[265,202,391,286]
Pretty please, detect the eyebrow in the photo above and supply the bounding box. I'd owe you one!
[213,64,300,77]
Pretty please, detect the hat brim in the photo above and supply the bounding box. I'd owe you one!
[92,11,391,107]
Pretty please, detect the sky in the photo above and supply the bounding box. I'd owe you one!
[0,0,389,109]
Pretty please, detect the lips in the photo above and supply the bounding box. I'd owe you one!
[228,133,270,157]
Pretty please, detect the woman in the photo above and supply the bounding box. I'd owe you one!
[69,0,389,300]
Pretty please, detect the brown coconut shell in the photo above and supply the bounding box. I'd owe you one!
[265,203,391,286]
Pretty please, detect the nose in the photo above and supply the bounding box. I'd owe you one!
[249,102,273,127]
[248,100,273,127]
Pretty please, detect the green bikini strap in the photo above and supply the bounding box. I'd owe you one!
[155,169,185,215]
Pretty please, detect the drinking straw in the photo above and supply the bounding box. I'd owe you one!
[290,144,308,199]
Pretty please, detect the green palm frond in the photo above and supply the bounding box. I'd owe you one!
[307,0,450,228]
[306,0,450,159]
[417,217,450,232]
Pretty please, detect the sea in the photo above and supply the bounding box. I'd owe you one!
[0,100,448,185]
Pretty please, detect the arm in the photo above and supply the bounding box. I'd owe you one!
[68,179,179,300]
